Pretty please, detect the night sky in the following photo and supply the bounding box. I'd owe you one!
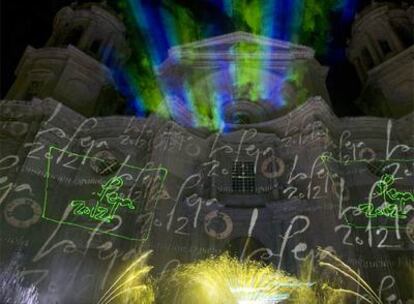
[1,0,401,117]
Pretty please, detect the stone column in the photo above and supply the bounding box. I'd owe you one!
[353,57,366,81]
[365,32,382,66]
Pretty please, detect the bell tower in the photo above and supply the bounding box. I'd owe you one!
[6,2,129,117]
[347,2,414,117]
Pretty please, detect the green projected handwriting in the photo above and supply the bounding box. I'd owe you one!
[358,202,401,219]
[357,174,414,219]
[70,176,136,223]
[42,146,167,241]
[320,152,414,229]
[375,174,414,206]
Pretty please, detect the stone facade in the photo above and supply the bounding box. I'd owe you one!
[5,3,127,117]
[347,2,414,117]
[0,2,413,303]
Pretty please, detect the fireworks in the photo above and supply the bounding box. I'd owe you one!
[98,248,389,304]
[156,254,316,304]
[317,248,383,304]
[0,253,39,304]
[97,251,154,304]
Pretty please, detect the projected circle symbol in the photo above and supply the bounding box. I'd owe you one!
[204,210,233,240]
[4,197,41,228]
[261,156,285,178]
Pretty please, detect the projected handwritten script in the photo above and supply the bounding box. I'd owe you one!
[0,99,413,303]
[43,146,167,241]
[321,153,414,230]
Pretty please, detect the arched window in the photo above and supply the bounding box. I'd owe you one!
[90,39,102,56]
[391,22,413,48]
[232,111,251,124]
[62,27,83,47]
[378,39,392,57]
[24,80,43,100]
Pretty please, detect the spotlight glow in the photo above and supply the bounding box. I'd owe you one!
[111,0,358,130]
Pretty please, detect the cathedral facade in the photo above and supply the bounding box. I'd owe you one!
[1,2,413,303]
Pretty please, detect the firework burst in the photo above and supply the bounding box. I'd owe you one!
[97,251,154,304]
[156,254,315,304]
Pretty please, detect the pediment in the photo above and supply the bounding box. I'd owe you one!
[167,31,314,60]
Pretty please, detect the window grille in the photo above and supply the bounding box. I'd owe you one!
[231,161,256,193]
